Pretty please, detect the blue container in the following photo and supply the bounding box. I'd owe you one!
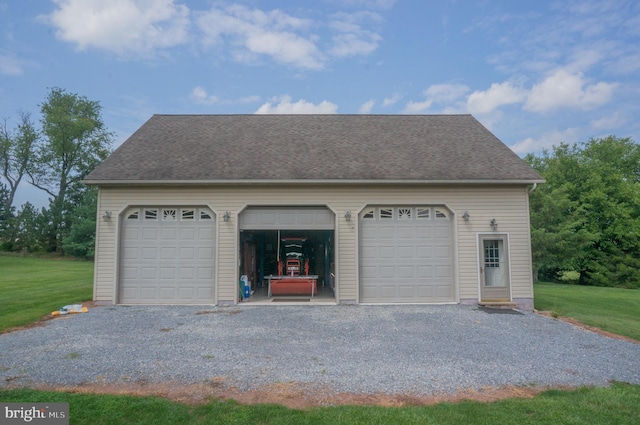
[244,282,250,299]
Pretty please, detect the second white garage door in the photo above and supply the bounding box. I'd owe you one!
[360,206,454,303]
[120,207,215,304]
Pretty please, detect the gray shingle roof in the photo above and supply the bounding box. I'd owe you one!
[85,114,543,183]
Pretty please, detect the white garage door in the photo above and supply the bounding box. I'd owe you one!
[360,206,454,303]
[120,207,215,304]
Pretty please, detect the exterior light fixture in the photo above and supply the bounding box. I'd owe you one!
[223,211,231,222]
[344,211,352,221]
[462,211,470,221]
[102,210,112,221]
[490,218,498,231]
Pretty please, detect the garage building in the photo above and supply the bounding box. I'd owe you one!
[85,114,543,310]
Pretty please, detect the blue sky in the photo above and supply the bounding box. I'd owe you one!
[1,0,639,207]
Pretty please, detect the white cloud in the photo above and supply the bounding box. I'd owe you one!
[358,99,375,113]
[405,72,616,118]
[590,111,626,130]
[424,83,470,104]
[255,95,338,114]
[608,46,640,75]
[190,86,219,105]
[42,1,391,68]
[402,83,469,113]
[236,95,262,104]
[524,69,617,112]
[246,31,321,67]
[466,82,526,115]
[510,127,580,155]
[0,53,25,75]
[328,11,382,58]
[44,0,190,56]
[329,32,380,57]
[189,87,261,106]
[197,5,323,69]
[382,93,401,106]
[403,99,433,114]
[330,0,397,10]
[565,47,603,73]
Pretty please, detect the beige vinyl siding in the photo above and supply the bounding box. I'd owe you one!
[93,184,534,305]
[455,186,532,300]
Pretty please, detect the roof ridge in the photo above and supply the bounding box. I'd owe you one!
[150,113,475,117]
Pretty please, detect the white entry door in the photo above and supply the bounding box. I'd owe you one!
[479,235,511,301]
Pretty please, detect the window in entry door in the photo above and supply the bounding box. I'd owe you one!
[484,240,501,268]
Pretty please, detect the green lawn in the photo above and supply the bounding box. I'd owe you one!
[1,383,640,425]
[534,281,640,341]
[0,253,93,333]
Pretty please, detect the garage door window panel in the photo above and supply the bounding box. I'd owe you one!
[417,208,430,219]
[435,209,448,219]
[398,208,412,219]
[379,208,393,219]
[144,209,158,220]
[362,209,375,219]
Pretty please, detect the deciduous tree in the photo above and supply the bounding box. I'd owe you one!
[28,88,112,252]
[527,136,640,288]
[0,112,38,213]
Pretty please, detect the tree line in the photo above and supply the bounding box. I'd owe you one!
[526,136,640,288]
[1,88,638,287]
[0,88,112,258]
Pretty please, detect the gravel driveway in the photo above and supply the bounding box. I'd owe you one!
[1,304,638,397]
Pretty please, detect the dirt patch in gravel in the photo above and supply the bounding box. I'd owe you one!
[31,379,559,409]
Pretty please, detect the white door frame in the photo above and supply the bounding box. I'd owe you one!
[476,233,512,302]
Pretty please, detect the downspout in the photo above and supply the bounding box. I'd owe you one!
[528,182,538,284]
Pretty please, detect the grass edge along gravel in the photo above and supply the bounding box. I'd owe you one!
[534,281,640,341]
[1,383,640,425]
